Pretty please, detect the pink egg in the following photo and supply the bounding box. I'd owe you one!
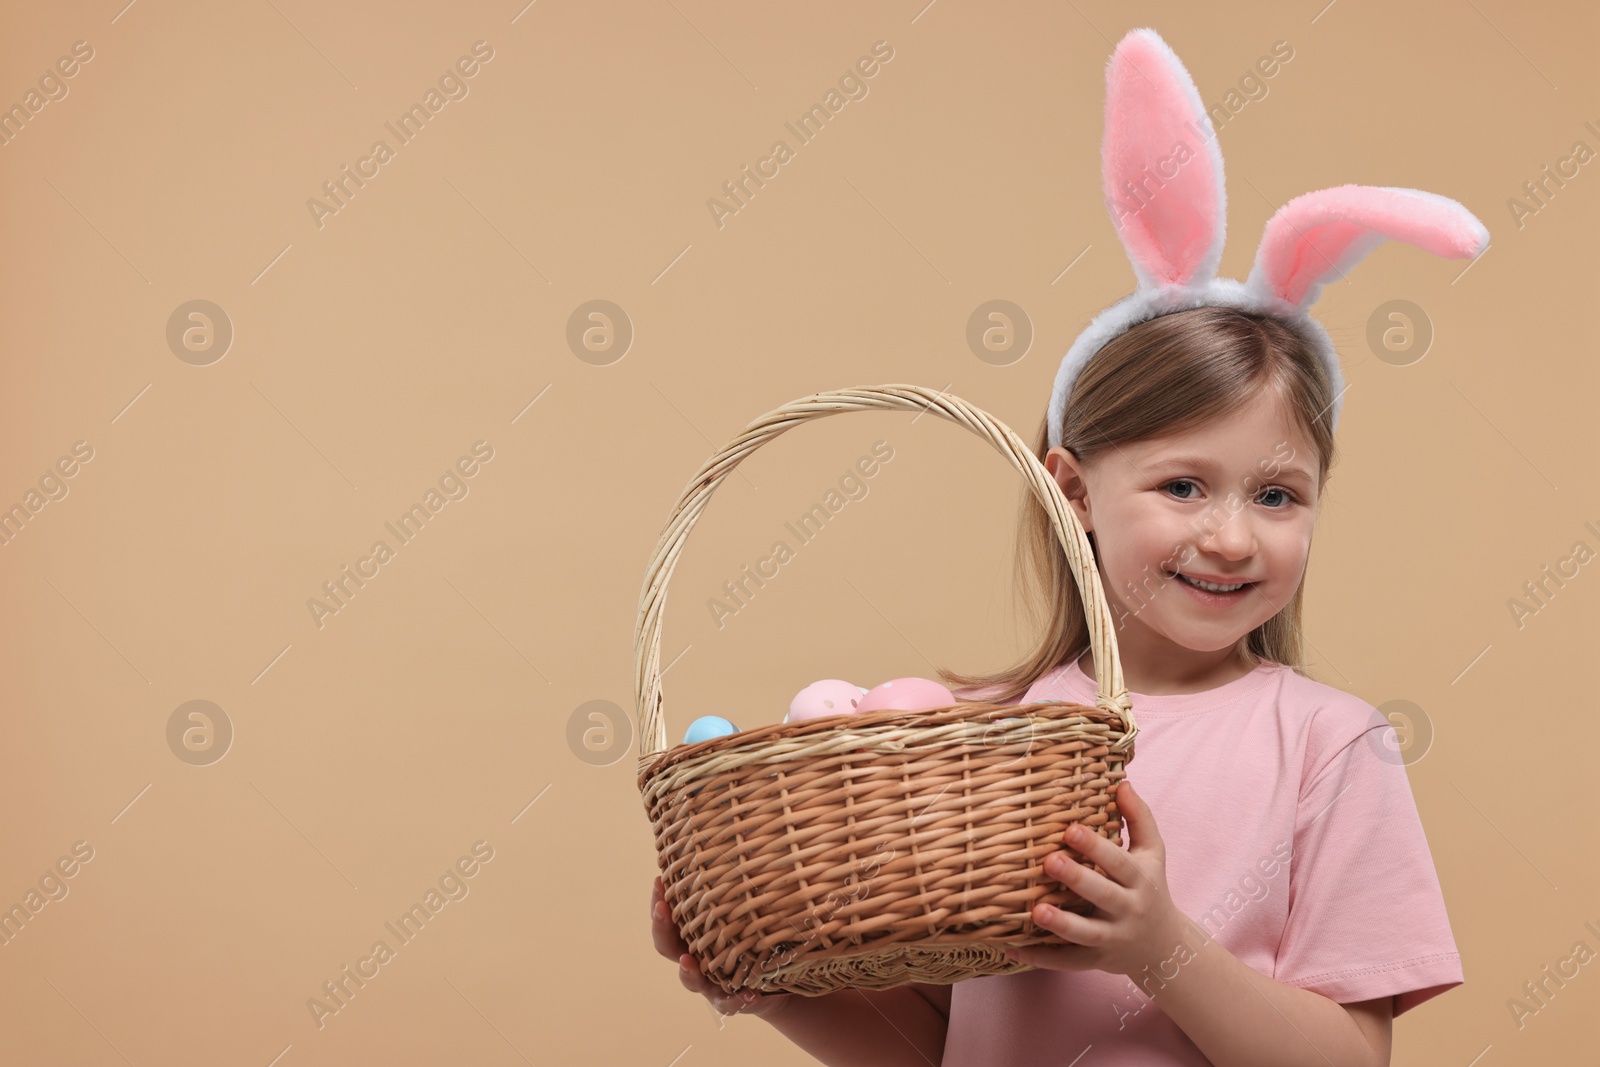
[786,679,866,723]
[855,677,958,714]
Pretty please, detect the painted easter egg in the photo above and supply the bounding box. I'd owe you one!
[683,716,739,745]
[855,677,958,714]
[786,679,865,723]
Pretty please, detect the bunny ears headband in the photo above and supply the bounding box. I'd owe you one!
[1046,29,1490,450]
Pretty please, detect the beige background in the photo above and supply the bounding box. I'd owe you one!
[1,0,1595,1064]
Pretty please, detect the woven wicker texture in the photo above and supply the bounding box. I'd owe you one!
[634,385,1139,996]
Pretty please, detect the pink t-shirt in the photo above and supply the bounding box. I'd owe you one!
[941,657,1463,1066]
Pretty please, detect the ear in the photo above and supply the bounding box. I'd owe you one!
[1045,447,1094,531]
[1101,29,1227,290]
[1244,185,1489,308]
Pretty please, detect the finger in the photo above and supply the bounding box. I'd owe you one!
[1044,849,1125,913]
[1006,940,1096,971]
[682,953,735,1001]
[745,992,792,1017]
[679,952,714,995]
[1118,780,1161,853]
[676,949,787,1017]
[710,987,766,1015]
[653,901,690,961]
[1031,901,1107,948]
[684,956,755,1014]
[709,992,747,1015]
[1062,823,1142,890]
[1100,783,1172,896]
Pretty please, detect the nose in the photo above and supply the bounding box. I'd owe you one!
[1191,499,1257,562]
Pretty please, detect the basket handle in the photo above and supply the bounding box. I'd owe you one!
[633,384,1134,766]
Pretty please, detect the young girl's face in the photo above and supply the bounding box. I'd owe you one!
[1047,388,1323,656]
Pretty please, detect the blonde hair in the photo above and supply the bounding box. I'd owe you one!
[940,306,1339,706]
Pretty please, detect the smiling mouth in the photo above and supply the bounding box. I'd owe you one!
[1167,571,1257,594]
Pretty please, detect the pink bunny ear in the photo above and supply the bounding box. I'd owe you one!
[1245,185,1490,308]
[1101,29,1227,289]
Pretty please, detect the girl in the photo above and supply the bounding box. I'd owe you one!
[653,27,1481,1066]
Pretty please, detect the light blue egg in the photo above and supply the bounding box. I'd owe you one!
[683,716,739,745]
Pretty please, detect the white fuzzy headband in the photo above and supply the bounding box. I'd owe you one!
[1047,28,1490,451]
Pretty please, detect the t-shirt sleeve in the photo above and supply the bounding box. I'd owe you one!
[1274,712,1465,1017]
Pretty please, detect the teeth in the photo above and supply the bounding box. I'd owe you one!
[1179,573,1247,593]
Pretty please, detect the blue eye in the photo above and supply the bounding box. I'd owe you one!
[1164,479,1199,499]
[1259,487,1295,508]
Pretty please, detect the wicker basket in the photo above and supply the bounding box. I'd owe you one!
[635,385,1139,997]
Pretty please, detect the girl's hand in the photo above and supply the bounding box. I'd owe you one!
[651,875,793,1019]
[1005,780,1191,979]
